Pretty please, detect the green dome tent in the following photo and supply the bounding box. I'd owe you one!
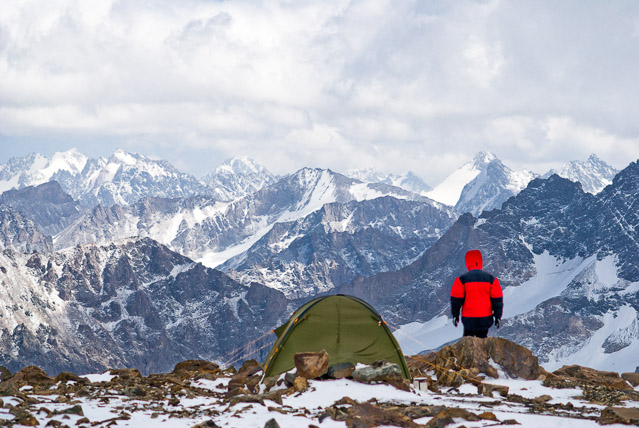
[263,294,411,379]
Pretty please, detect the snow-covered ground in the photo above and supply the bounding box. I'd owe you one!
[1,372,635,427]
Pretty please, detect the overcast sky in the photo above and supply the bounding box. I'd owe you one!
[1,0,639,184]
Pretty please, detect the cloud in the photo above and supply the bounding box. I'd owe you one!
[1,0,639,183]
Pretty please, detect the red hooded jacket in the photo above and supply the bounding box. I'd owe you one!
[450,250,503,330]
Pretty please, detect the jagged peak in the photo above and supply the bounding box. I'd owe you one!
[470,151,499,167]
[111,148,142,165]
[214,156,271,176]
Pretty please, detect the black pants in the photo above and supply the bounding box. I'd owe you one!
[463,329,488,338]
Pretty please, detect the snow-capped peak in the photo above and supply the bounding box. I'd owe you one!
[203,157,277,201]
[425,151,537,214]
[471,151,497,167]
[39,148,88,178]
[547,153,618,194]
[215,157,269,176]
[425,152,489,206]
[345,168,431,195]
[111,149,140,166]
[345,167,388,184]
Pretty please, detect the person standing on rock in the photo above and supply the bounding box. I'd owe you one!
[450,249,503,338]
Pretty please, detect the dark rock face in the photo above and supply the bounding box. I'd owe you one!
[0,206,53,253]
[0,181,84,236]
[0,238,288,376]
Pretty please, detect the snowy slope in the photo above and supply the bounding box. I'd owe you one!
[425,153,487,206]
[0,237,288,375]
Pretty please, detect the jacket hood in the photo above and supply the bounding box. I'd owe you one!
[465,250,483,270]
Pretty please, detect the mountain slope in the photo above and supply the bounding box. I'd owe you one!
[0,237,287,375]
[0,181,85,235]
[0,206,53,253]
[340,160,639,372]
[221,195,456,298]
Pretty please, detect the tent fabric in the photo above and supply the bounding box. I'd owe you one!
[262,294,411,379]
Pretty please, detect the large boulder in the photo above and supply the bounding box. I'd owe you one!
[294,350,330,379]
[423,337,546,382]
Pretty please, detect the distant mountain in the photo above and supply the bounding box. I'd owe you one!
[69,149,209,207]
[544,153,618,194]
[221,195,456,298]
[340,160,639,372]
[345,168,431,195]
[54,168,455,297]
[425,151,536,216]
[0,181,84,236]
[0,149,209,208]
[0,237,288,375]
[202,157,278,201]
[0,149,88,194]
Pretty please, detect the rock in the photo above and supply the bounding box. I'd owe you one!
[58,404,84,416]
[11,366,54,385]
[326,362,355,379]
[293,376,309,393]
[425,408,496,428]
[478,383,509,397]
[352,361,403,384]
[432,337,546,384]
[552,365,634,392]
[9,407,39,426]
[0,366,11,381]
[345,402,419,428]
[284,372,297,387]
[293,351,330,379]
[264,418,280,428]
[227,360,263,396]
[262,376,279,391]
[599,407,639,425]
[172,360,220,380]
[533,395,553,404]
[192,420,222,428]
[109,368,143,380]
[622,372,639,387]
[55,372,88,384]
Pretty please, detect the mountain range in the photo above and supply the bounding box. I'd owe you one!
[0,147,631,375]
[341,161,639,372]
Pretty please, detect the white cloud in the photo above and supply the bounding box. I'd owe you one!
[1,0,639,184]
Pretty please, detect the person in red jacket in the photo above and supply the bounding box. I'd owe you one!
[450,249,503,338]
